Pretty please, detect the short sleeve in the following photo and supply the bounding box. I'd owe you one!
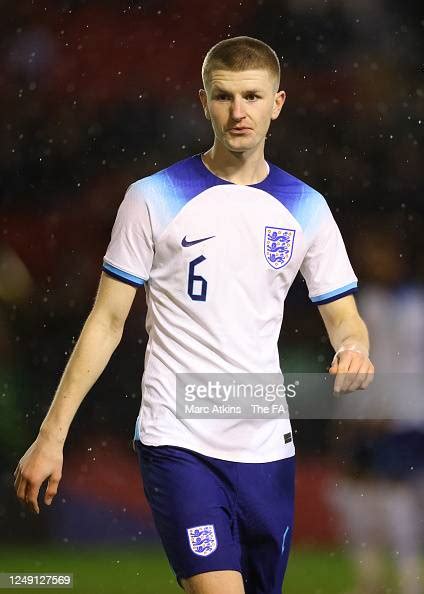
[300,199,358,304]
[102,183,154,287]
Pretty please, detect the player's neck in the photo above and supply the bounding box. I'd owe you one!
[202,145,269,186]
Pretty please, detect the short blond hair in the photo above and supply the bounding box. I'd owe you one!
[202,36,280,92]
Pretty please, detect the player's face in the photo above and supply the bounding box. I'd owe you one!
[199,69,285,153]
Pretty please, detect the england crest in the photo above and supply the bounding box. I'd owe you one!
[264,226,296,269]
[187,524,217,557]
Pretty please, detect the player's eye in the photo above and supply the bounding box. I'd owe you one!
[245,94,260,101]
[215,93,230,101]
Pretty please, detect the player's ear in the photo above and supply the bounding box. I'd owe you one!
[271,90,286,121]
[199,89,210,120]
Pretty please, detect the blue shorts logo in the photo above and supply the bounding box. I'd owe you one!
[264,226,296,269]
[187,524,217,556]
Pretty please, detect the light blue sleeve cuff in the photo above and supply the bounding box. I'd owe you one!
[311,281,358,305]
[102,261,145,287]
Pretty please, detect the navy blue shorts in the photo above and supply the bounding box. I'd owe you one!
[134,440,295,594]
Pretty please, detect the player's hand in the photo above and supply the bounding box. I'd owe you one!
[13,434,64,515]
[329,348,374,395]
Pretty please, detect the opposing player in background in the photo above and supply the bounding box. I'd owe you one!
[329,229,424,594]
[14,37,374,594]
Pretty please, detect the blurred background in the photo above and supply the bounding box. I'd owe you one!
[1,0,423,592]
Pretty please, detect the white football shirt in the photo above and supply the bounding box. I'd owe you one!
[103,154,358,462]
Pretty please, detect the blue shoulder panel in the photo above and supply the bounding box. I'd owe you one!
[257,164,326,235]
[131,155,226,234]
[131,154,326,237]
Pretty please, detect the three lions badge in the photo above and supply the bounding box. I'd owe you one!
[187,524,217,556]
[264,226,296,269]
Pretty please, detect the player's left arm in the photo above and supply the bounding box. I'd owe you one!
[318,294,374,394]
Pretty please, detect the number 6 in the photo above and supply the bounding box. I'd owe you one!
[188,256,207,301]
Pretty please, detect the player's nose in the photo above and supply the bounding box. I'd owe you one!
[230,96,246,120]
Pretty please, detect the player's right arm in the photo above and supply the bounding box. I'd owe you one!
[14,272,137,515]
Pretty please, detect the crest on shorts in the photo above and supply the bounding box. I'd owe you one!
[264,226,296,269]
[187,524,217,557]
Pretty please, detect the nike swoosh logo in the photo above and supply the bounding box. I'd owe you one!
[181,235,215,247]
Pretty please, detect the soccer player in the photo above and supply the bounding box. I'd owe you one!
[14,36,374,594]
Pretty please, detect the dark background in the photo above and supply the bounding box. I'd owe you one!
[1,0,423,552]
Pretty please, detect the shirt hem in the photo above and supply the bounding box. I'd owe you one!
[137,436,295,463]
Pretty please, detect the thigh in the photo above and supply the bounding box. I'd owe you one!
[329,480,384,548]
[236,455,296,594]
[380,482,421,557]
[181,570,245,594]
[135,441,242,583]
